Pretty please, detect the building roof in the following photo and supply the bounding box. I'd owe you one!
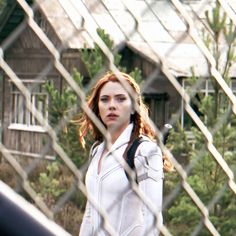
[1,0,236,77]
[0,0,33,43]
[36,0,233,77]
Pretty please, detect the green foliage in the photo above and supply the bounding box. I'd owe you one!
[80,28,137,80]
[31,162,67,204]
[57,123,90,167]
[168,195,200,224]
[72,68,84,88]
[80,28,123,78]
[205,2,226,35]
[96,28,123,68]
[38,162,65,198]
[165,2,236,235]
[42,71,89,167]
[43,81,77,126]
[80,44,103,79]
[129,67,143,85]
[167,193,200,236]
[166,122,192,162]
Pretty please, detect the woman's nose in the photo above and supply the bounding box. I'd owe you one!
[108,99,116,110]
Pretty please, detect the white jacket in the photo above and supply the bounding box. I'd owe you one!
[79,124,164,236]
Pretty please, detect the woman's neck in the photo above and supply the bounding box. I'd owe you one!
[110,132,120,144]
[108,125,128,144]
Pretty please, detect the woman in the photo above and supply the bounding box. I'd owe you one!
[78,72,172,236]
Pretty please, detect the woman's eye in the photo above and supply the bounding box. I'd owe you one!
[117,97,126,102]
[100,97,108,102]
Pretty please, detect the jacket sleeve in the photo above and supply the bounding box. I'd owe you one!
[134,140,164,235]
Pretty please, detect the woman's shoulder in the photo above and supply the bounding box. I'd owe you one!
[135,136,163,171]
[137,135,162,157]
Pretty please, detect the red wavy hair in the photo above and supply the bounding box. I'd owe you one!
[77,71,173,171]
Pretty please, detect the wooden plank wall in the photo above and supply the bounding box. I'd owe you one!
[2,23,86,157]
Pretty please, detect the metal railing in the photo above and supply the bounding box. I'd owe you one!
[0,0,236,235]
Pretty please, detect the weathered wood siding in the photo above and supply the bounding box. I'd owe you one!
[2,18,86,157]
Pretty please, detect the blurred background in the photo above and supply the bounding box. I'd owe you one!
[0,0,236,235]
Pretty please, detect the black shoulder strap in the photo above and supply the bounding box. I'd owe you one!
[89,141,100,160]
[125,137,146,182]
[126,137,144,169]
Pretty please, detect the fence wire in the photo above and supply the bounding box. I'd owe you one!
[0,0,236,235]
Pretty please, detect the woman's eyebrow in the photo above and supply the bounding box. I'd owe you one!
[114,93,127,97]
[100,93,127,97]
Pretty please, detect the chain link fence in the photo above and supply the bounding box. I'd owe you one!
[0,0,236,235]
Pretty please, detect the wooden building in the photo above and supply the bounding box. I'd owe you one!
[0,0,89,157]
[1,0,231,157]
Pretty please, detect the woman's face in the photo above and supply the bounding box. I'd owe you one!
[98,81,134,133]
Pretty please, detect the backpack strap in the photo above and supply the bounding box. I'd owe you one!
[89,141,100,161]
[125,136,147,183]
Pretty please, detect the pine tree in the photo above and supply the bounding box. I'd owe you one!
[165,2,236,235]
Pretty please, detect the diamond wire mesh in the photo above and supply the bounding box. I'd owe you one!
[0,0,236,235]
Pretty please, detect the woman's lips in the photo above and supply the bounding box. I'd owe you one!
[107,113,118,120]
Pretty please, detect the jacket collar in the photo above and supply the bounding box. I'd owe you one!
[109,123,133,151]
[97,123,134,156]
